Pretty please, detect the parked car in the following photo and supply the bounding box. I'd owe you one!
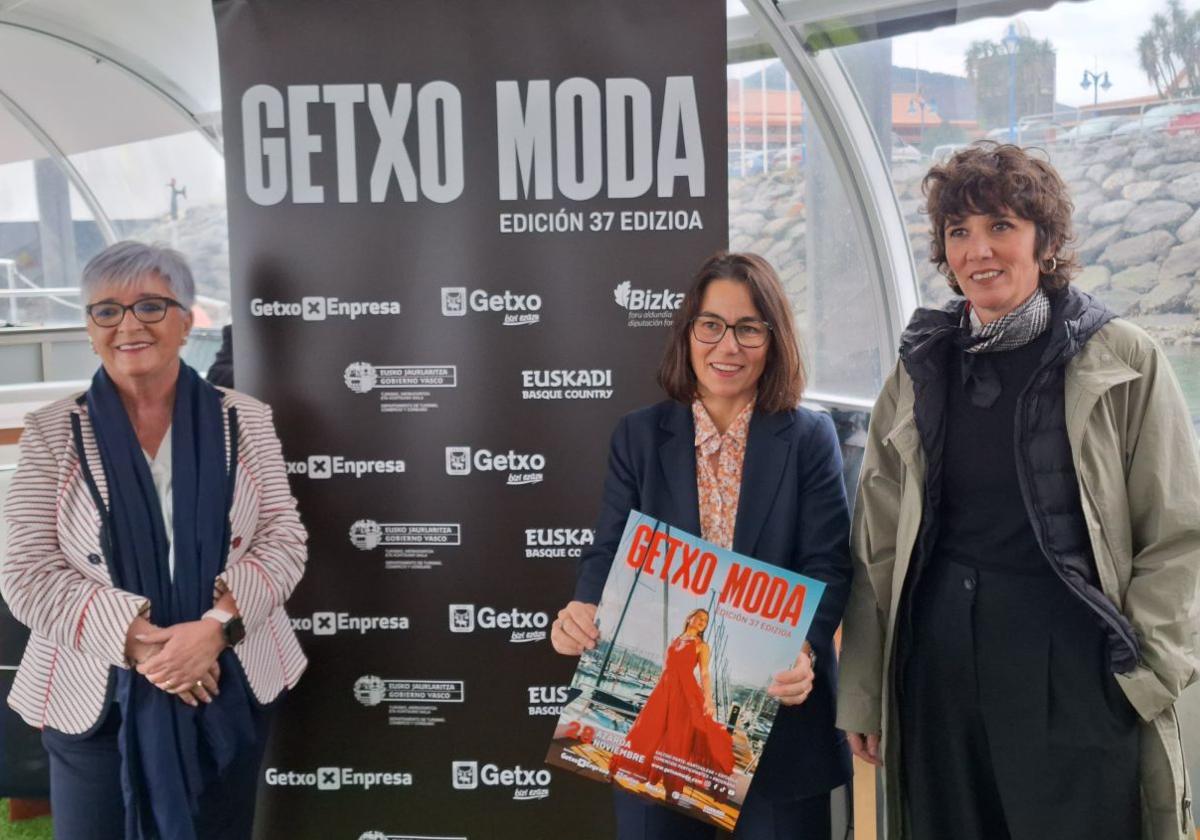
[1167,106,1200,135]
[931,143,967,163]
[1016,119,1056,145]
[1057,115,1129,144]
[1113,101,1200,137]
[769,146,805,168]
[891,133,923,163]
[728,148,767,177]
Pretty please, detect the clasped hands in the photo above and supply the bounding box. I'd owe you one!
[126,615,223,707]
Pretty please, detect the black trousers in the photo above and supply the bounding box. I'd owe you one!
[613,785,831,840]
[41,702,272,840]
[899,559,1140,840]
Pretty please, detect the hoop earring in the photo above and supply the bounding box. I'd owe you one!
[1042,256,1058,274]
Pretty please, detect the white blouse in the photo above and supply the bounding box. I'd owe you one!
[143,425,175,580]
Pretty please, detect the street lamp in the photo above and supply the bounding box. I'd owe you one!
[1081,68,1112,109]
[907,93,938,146]
[1002,23,1021,142]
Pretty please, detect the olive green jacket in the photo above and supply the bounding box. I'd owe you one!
[837,318,1200,840]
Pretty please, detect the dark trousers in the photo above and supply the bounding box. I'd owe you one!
[41,703,271,840]
[613,785,831,840]
[899,559,1140,840]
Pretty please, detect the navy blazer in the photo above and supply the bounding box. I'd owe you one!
[575,399,853,800]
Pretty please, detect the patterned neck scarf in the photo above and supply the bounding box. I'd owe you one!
[962,286,1050,354]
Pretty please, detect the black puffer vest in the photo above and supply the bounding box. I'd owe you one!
[897,286,1140,674]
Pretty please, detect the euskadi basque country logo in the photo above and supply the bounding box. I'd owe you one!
[250,296,401,321]
[520,369,613,400]
[263,766,413,791]
[344,363,457,394]
[613,280,683,328]
[353,676,466,707]
[444,446,545,485]
[524,528,595,559]
[451,761,551,801]
[359,833,466,840]
[350,521,461,551]
[440,287,541,326]
[448,604,549,643]
[286,454,406,479]
[291,611,409,636]
[527,685,570,717]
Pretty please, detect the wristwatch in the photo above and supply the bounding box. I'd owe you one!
[202,608,246,648]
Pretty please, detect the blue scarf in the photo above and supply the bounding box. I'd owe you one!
[86,363,255,840]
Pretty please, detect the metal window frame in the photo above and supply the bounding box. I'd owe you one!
[738,0,920,392]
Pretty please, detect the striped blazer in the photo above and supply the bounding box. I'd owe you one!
[1,388,308,734]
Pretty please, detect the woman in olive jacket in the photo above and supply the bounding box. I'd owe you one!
[837,144,1200,840]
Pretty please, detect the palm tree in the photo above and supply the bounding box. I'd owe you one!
[1141,31,1166,97]
[1137,2,1200,97]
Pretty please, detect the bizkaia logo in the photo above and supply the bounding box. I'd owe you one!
[520,369,613,401]
[527,685,570,717]
[451,760,551,801]
[448,604,549,643]
[613,280,684,328]
[445,446,545,485]
[354,677,465,707]
[524,528,595,559]
[291,611,409,636]
[286,454,406,479]
[440,287,541,326]
[264,766,413,791]
[250,296,401,321]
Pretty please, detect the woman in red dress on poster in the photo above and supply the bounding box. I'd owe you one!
[609,609,734,798]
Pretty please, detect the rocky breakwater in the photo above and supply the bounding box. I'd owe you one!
[728,166,809,316]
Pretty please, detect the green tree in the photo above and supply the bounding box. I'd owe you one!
[1138,0,1200,97]
[965,34,1057,129]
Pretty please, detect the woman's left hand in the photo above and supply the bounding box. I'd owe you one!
[767,647,815,706]
[135,621,225,695]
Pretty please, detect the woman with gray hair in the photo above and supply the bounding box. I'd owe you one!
[2,241,308,838]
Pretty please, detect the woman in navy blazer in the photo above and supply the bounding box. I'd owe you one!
[551,252,853,840]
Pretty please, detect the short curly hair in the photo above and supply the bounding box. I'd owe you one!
[922,142,1077,293]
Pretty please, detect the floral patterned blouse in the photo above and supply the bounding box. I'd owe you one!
[693,399,754,550]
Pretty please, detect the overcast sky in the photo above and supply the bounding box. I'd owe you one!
[730,0,1195,109]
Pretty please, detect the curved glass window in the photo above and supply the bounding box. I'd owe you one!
[0,108,102,328]
[727,10,886,403]
[70,132,230,327]
[826,0,1200,431]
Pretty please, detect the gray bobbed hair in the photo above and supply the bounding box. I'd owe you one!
[81,241,195,310]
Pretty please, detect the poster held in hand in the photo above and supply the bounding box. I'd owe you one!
[545,510,826,830]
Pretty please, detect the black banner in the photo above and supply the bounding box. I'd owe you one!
[214,1,727,836]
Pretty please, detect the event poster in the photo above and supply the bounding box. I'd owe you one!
[546,511,825,831]
[213,0,727,836]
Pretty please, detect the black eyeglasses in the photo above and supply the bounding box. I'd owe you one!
[690,316,773,348]
[86,297,186,328]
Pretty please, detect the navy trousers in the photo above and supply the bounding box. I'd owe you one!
[41,702,272,840]
[613,786,831,840]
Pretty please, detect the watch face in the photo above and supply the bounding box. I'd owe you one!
[225,616,247,647]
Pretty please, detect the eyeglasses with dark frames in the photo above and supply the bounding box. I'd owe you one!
[690,315,773,348]
[86,297,186,328]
